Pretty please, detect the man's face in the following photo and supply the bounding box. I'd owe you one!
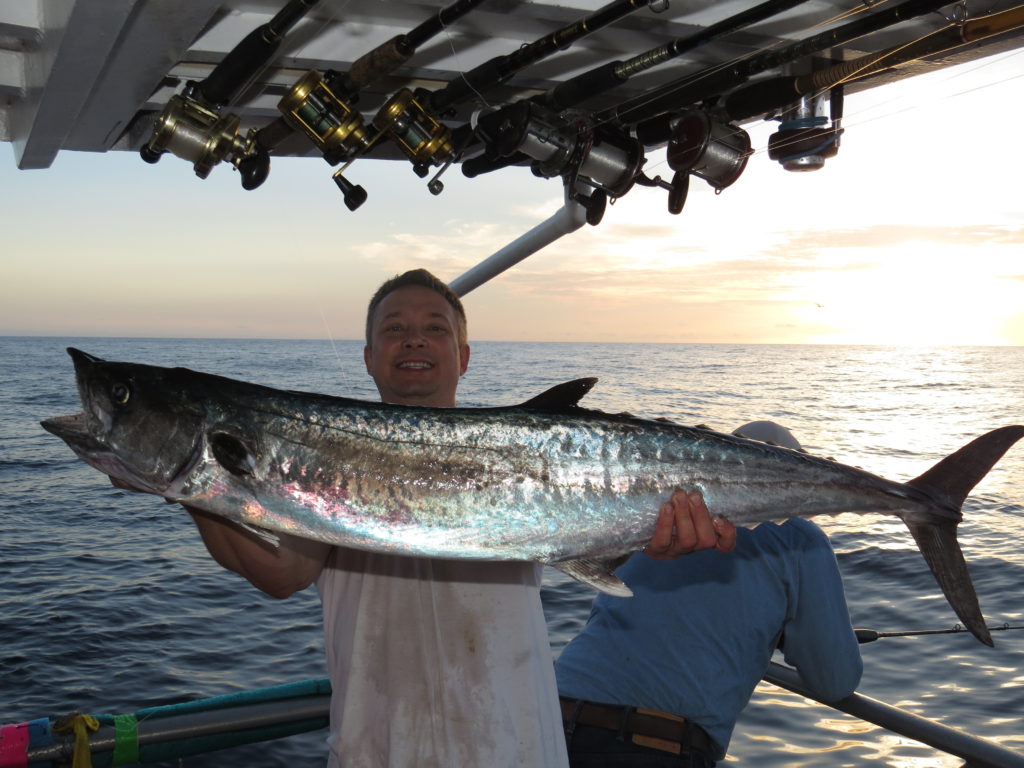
[364,285,470,407]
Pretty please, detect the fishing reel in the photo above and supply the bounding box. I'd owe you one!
[140,93,269,190]
[273,68,376,210]
[665,110,751,192]
[139,0,323,190]
[767,88,843,171]
[473,101,644,224]
[278,70,374,163]
[374,88,456,183]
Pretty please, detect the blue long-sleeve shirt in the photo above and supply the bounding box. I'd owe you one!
[555,518,862,760]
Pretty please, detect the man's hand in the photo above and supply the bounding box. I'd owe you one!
[644,489,736,559]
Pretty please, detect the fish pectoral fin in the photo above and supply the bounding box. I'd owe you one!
[239,522,281,548]
[553,555,633,596]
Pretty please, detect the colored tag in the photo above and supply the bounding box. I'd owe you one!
[111,714,139,766]
[0,722,30,768]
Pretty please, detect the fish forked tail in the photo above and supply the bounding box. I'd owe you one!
[904,425,1024,647]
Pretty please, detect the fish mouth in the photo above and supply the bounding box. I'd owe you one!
[42,410,206,498]
[41,412,162,493]
[41,412,97,449]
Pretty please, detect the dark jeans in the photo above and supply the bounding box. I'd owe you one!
[564,722,717,768]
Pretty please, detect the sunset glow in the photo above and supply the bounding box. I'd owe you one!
[1,52,1021,346]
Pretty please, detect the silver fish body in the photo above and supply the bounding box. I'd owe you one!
[42,348,1023,646]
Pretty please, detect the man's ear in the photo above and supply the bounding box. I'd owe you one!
[460,344,471,376]
[363,345,372,374]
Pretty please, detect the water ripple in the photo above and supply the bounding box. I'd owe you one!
[3,338,1022,767]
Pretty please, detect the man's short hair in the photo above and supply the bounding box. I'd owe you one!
[365,268,467,346]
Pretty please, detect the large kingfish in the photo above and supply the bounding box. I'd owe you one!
[43,348,1022,646]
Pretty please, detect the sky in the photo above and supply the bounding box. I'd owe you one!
[1,50,1022,346]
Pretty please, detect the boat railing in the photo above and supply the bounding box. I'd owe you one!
[5,668,1024,766]
[763,661,1024,768]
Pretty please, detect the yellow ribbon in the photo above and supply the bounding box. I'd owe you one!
[53,713,99,768]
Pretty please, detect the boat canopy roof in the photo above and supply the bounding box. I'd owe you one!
[2,0,1022,170]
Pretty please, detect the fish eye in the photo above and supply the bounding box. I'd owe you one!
[111,382,131,405]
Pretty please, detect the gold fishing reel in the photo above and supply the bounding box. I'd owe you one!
[277,70,373,164]
[141,94,256,180]
[373,88,455,168]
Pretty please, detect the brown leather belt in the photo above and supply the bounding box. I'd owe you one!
[560,697,713,756]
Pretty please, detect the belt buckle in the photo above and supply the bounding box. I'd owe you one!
[632,707,688,754]
[631,733,683,755]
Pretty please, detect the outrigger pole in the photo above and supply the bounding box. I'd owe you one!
[449,184,588,297]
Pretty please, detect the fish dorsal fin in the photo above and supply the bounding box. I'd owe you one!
[519,378,597,411]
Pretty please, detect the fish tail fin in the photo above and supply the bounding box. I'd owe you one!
[905,425,1024,648]
[904,519,992,646]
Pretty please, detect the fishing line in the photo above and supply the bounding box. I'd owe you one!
[830,47,1024,135]
[856,622,1024,642]
[440,5,495,109]
[590,0,887,132]
[589,0,889,182]
[628,0,1010,173]
[645,14,1022,178]
[319,304,352,388]
[746,45,1023,164]
[751,8,1024,160]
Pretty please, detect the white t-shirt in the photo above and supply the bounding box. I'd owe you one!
[316,548,569,768]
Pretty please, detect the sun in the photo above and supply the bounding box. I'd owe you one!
[787,241,1023,346]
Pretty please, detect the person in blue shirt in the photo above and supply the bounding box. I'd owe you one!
[555,421,863,767]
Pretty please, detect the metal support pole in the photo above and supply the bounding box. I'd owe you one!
[449,185,588,296]
[763,662,1024,768]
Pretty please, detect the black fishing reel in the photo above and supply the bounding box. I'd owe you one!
[665,110,751,192]
[631,109,749,213]
[472,101,644,223]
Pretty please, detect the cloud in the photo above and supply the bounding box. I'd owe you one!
[763,224,1024,259]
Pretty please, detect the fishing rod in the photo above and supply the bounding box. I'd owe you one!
[541,0,817,112]
[138,0,489,199]
[724,3,1024,122]
[429,0,655,116]
[606,0,958,127]
[140,0,320,185]
[856,623,1024,643]
[338,0,490,96]
[602,0,962,180]
[734,2,1024,171]
[371,0,657,199]
[257,0,650,208]
[458,0,817,215]
[268,0,491,208]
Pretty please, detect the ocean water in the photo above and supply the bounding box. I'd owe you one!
[2,337,1022,767]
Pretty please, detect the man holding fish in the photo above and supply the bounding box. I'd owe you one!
[48,267,1018,766]
[186,268,736,767]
